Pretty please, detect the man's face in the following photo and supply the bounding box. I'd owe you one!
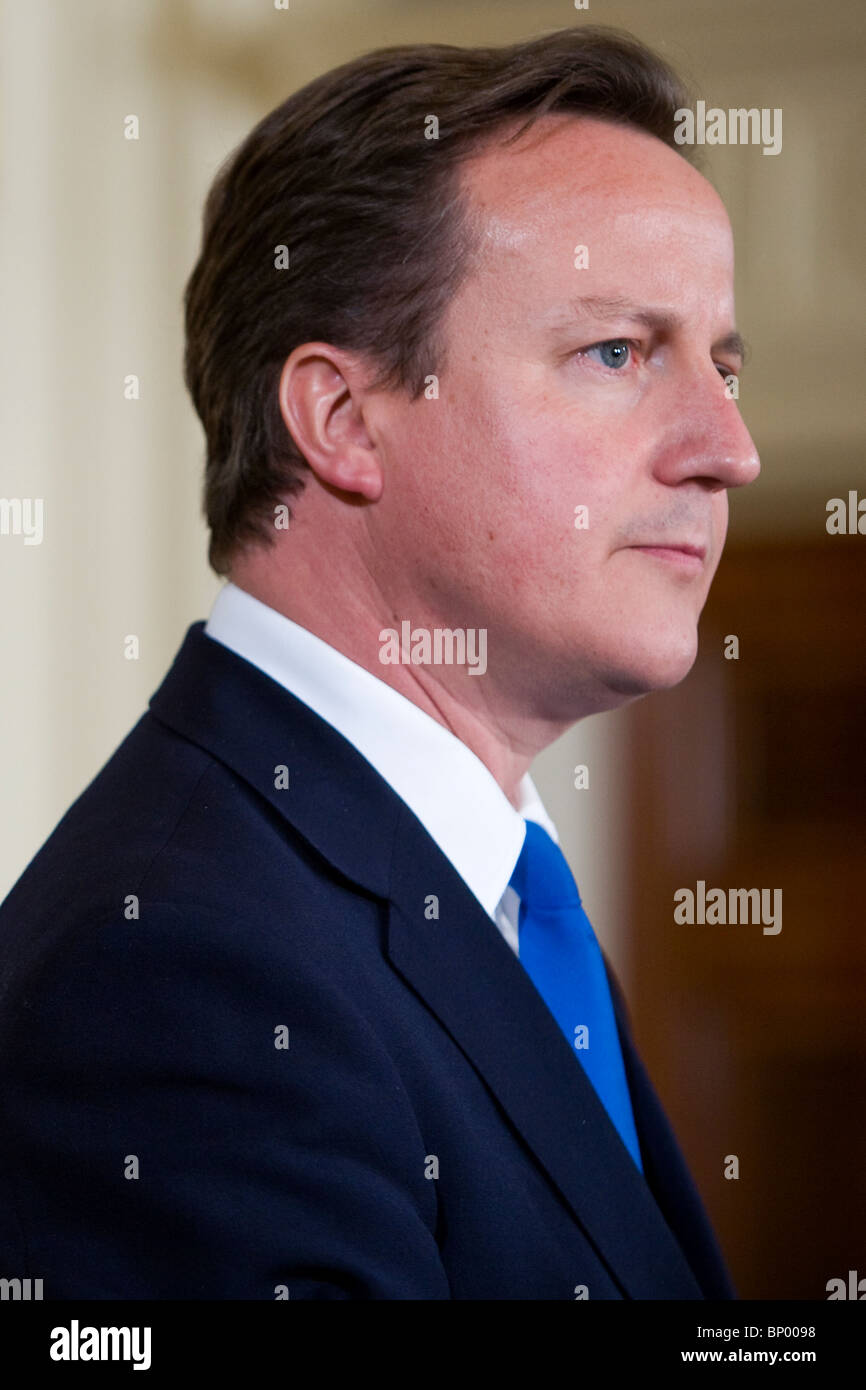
[364,114,760,719]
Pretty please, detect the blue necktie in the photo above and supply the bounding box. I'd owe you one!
[510,820,643,1172]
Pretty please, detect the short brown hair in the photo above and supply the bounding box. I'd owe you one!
[183,26,696,575]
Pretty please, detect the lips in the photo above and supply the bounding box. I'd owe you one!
[623,541,708,575]
[628,541,707,561]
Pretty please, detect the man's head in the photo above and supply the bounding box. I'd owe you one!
[184,27,759,727]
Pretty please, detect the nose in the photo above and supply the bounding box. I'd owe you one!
[654,365,761,492]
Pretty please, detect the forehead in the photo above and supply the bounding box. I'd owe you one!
[457,114,734,300]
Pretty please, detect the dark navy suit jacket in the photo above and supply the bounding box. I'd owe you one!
[0,622,735,1299]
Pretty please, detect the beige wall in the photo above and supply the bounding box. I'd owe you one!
[2,0,863,983]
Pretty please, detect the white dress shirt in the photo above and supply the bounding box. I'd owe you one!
[204,581,560,956]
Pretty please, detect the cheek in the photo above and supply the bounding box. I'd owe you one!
[509,419,624,545]
[494,373,632,501]
[387,377,626,580]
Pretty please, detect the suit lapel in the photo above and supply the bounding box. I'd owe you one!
[386,802,705,1299]
[150,623,710,1299]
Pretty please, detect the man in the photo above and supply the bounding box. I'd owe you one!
[0,27,759,1298]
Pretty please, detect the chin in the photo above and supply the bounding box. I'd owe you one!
[603,628,699,698]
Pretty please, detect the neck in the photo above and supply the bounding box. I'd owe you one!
[227,545,570,809]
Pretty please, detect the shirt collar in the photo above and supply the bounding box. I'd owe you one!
[204,582,558,919]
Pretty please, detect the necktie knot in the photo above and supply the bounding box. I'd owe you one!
[509,819,582,912]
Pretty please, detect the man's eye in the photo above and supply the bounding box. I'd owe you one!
[583,339,633,369]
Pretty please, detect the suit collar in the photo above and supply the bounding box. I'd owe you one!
[150,621,712,1298]
[150,621,400,898]
[204,582,553,917]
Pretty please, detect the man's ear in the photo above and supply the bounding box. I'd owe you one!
[277,343,384,501]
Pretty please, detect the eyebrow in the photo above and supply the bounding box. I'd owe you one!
[548,294,747,367]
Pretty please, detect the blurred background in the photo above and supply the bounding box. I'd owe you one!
[1,0,863,1298]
